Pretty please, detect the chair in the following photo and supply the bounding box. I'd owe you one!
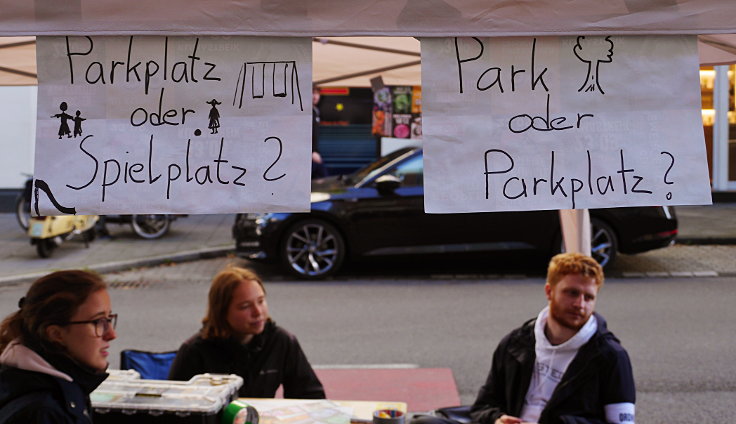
[119,349,177,380]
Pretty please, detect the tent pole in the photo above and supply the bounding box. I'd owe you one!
[558,209,591,256]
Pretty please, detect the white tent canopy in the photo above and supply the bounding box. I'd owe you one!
[0,37,36,86]
[2,34,735,88]
[1,0,735,37]
[1,0,736,86]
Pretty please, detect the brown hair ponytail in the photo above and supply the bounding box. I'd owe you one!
[0,270,107,353]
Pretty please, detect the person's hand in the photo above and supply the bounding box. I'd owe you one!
[495,415,523,424]
[312,151,323,163]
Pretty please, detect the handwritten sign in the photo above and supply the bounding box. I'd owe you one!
[34,36,311,215]
[422,36,712,213]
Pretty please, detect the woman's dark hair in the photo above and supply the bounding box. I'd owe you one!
[0,270,107,353]
[201,266,266,340]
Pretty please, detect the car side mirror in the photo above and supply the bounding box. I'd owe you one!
[375,174,401,195]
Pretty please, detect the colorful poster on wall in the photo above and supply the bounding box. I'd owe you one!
[410,85,423,139]
[34,36,311,215]
[371,86,392,137]
[422,36,712,213]
[391,86,413,139]
[372,85,424,139]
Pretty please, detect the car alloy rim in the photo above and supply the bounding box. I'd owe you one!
[132,214,169,238]
[590,225,613,266]
[286,223,339,276]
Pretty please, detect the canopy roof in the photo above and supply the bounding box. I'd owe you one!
[1,0,735,87]
[1,0,735,37]
[2,35,735,88]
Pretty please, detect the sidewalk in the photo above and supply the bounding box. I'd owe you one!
[0,213,235,285]
[0,203,734,286]
[674,203,736,244]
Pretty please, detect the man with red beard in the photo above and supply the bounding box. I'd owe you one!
[471,253,635,424]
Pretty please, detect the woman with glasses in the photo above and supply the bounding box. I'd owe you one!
[168,266,325,399]
[0,270,117,423]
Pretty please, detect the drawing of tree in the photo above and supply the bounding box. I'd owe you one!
[573,36,614,94]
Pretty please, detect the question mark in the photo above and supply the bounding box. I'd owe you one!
[660,151,675,200]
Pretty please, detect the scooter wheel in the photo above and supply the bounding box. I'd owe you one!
[15,196,31,231]
[83,228,97,244]
[36,239,56,258]
[131,214,170,239]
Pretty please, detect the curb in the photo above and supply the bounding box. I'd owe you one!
[675,238,736,246]
[0,246,234,287]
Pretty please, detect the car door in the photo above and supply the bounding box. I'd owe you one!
[341,152,431,255]
[344,151,559,256]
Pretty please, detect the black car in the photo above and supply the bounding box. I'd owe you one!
[233,148,678,279]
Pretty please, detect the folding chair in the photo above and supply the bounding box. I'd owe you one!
[119,349,177,380]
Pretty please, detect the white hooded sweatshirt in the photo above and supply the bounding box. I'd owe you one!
[519,306,597,423]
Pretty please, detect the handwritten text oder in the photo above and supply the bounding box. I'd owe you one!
[422,36,711,213]
[34,36,311,215]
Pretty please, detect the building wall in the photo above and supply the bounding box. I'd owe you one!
[0,86,36,189]
[700,65,736,191]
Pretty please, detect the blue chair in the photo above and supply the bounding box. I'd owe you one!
[119,349,177,380]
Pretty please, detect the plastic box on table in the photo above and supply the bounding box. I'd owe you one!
[105,369,141,381]
[91,372,243,424]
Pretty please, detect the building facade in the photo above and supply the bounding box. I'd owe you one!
[701,64,736,193]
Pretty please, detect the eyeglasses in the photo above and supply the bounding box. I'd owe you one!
[65,313,117,337]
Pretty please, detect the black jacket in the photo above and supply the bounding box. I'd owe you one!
[168,320,325,399]
[0,346,107,424]
[470,313,635,424]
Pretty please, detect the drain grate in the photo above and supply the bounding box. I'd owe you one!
[108,279,152,289]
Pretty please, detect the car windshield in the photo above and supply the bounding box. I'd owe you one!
[348,148,418,186]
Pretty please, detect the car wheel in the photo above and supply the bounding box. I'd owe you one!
[590,218,618,268]
[280,219,345,279]
[556,218,618,268]
[131,214,170,239]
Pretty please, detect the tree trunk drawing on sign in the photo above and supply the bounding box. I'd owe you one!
[573,36,614,94]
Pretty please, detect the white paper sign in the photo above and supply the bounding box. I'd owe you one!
[422,36,712,213]
[34,36,311,215]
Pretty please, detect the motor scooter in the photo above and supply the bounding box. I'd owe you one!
[16,176,183,239]
[28,214,98,258]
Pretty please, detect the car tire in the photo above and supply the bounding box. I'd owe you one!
[555,217,618,268]
[131,214,170,239]
[590,218,618,268]
[280,219,345,279]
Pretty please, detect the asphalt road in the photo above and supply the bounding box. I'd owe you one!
[0,257,734,422]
